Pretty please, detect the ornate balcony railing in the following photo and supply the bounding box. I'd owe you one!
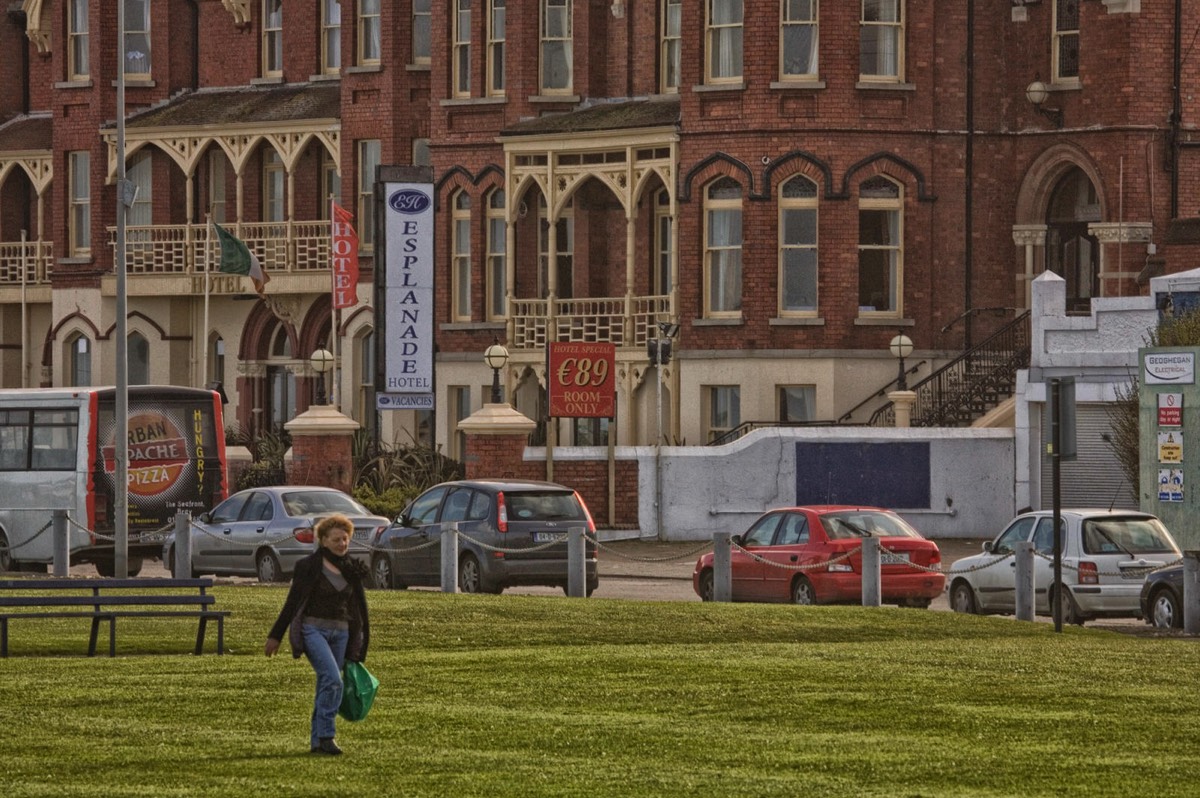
[511,294,670,349]
[0,240,53,286]
[106,221,333,276]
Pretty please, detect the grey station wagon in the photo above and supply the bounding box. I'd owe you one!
[370,479,599,595]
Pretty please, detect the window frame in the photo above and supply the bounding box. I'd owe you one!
[705,385,741,443]
[1052,0,1080,85]
[124,0,151,77]
[262,150,285,223]
[358,139,380,250]
[540,0,573,94]
[778,174,819,316]
[208,151,228,224]
[127,151,153,227]
[68,151,91,257]
[128,332,150,385]
[487,0,507,96]
[859,0,904,83]
[486,189,507,320]
[778,385,816,423]
[706,0,744,85]
[780,0,818,81]
[703,178,743,318]
[451,191,472,322]
[661,0,682,93]
[857,176,904,318]
[262,0,283,78]
[653,189,673,296]
[322,0,342,74]
[537,196,574,299]
[412,0,431,66]
[68,0,89,80]
[320,151,341,220]
[452,0,472,98]
[358,0,381,65]
[68,334,91,387]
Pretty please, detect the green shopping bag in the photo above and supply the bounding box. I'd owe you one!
[338,660,380,722]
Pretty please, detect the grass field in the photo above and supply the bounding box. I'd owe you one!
[1,585,1198,797]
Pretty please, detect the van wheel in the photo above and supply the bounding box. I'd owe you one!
[256,551,283,583]
[95,558,114,577]
[0,531,12,572]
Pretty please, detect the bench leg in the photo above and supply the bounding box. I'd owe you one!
[1,618,7,658]
[88,616,101,657]
[195,617,207,655]
[109,616,117,657]
[217,617,224,655]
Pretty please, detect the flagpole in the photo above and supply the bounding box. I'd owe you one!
[203,213,212,387]
[330,195,339,408]
[20,229,28,388]
[114,0,130,578]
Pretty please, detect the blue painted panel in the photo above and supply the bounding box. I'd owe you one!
[794,442,931,508]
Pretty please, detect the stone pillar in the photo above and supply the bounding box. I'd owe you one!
[284,405,360,494]
[888,390,917,428]
[458,403,539,481]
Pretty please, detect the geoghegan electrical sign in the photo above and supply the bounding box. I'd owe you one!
[548,342,616,419]
[1144,351,1196,385]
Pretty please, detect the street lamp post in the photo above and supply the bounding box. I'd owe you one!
[889,334,914,392]
[484,341,509,404]
[310,347,335,405]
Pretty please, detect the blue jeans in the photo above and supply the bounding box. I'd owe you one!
[301,623,349,747]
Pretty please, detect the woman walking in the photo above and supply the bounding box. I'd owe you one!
[265,513,370,755]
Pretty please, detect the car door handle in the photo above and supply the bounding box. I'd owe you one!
[256,527,265,533]
[222,528,232,535]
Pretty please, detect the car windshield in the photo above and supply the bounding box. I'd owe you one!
[283,491,369,517]
[506,491,585,521]
[1081,517,1178,556]
[823,511,920,540]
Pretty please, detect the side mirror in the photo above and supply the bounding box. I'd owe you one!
[731,534,743,547]
[982,540,994,553]
[199,512,212,524]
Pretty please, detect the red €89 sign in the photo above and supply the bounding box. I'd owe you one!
[548,342,616,418]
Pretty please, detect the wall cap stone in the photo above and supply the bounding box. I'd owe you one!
[284,405,360,436]
[458,403,538,435]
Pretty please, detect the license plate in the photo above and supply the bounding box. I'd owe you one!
[352,528,369,540]
[882,551,911,564]
[534,532,567,543]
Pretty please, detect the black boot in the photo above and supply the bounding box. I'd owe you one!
[311,738,343,755]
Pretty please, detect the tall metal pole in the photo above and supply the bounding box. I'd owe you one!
[20,229,28,388]
[114,1,130,578]
[1051,378,1063,633]
[655,338,664,540]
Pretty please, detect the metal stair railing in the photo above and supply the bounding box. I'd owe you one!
[869,310,1031,428]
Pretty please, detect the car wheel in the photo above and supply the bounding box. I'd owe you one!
[1150,588,1182,629]
[1055,586,1086,626]
[791,576,817,605]
[458,553,484,593]
[698,569,715,601]
[256,550,283,583]
[371,555,396,590]
[950,581,978,614]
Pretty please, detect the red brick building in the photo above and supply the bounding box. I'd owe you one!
[1,0,1197,454]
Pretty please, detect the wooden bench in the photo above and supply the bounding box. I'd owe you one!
[0,577,230,657]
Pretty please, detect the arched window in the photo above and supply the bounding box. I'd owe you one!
[128,332,149,385]
[452,191,472,321]
[704,177,742,316]
[208,333,225,386]
[857,176,903,316]
[267,326,296,433]
[486,189,507,320]
[779,175,818,314]
[355,329,376,436]
[1046,166,1100,313]
[654,189,673,296]
[67,334,91,387]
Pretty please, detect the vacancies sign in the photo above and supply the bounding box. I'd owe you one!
[381,180,435,398]
[548,342,615,418]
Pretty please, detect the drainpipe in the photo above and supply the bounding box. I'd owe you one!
[6,6,30,113]
[964,0,975,350]
[1171,0,1182,219]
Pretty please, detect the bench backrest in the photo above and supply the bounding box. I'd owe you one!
[0,577,220,610]
[0,594,217,608]
[0,578,214,591]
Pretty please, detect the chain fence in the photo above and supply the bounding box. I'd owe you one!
[1032,549,1184,576]
[0,520,54,556]
[588,535,713,563]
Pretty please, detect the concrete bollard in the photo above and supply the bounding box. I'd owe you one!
[440,522,459,593]
[861,537,881,607]
[567,526,586,597]
[52,510,69,577]
[1015,541,1035,622]
[173,512,191,579]
[713,532,732,602]
[1185,552,1200,635]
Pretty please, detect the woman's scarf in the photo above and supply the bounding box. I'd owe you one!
[320,544,370,584]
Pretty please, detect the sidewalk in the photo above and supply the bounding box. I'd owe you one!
[594,535,987,581]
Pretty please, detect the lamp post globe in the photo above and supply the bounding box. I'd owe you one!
[310,347,334,404]
[484,342,510,404]
[889,334,914,392]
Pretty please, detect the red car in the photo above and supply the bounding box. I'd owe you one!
[692,506,946,606]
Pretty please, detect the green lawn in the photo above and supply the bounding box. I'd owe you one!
[1,587,1197,797]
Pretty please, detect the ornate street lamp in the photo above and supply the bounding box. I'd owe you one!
[889,334,914,392]
[484,341,509,404]
[310,347,335,405]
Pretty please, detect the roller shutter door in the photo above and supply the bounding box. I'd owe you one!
[1039,403,1137,509]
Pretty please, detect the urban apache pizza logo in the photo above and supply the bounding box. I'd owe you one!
[102,412,189,497]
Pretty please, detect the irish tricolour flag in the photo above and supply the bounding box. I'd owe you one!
[212,222,269,295]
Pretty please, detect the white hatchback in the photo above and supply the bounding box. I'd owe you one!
[947,509,1180,624]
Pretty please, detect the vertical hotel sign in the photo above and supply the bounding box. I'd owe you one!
[380,179,435,409]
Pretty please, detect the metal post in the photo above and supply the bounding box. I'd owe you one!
[52,510,69,577]
[1184,552,1200,635]
[713,532,732,602]
[174,512,191,579]
[1014,541,1035,622]
[114,0,130,579]
[440,522,459,593]
[1051,378,1063,633]
[861,537,882,607]
[567,526,586,597]
[654,340,664,540]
